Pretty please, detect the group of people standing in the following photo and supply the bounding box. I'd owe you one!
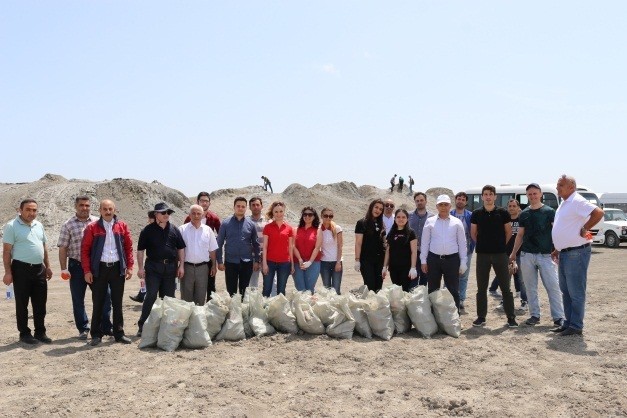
[1,174,602,346]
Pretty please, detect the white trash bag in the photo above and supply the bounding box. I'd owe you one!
[267,294,299,334]
[215,295,246,341]
[429,288,461,338]
[182,305,212,349]
[405,286,438,338]
[205,291,230,339]
[312,294,336,327]
[347,294,372,339]
[157,297,194,352]
[292,291,325,335]
[326,295,355,339]
[248,288,276,337]
[138,298,163,349]
[386,285,411,334]
[365,291,395,341]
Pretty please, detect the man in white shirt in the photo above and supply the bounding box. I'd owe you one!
[551,175,603,336]
[382,199,396,235]
[179,205,218,305]
[420,195,467,310]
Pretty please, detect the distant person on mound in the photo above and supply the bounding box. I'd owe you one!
[129,212,155,303]
[184,192,221,302]
[58,195,113,338]
[382,208,418,292]
[397,176,404,193]
[389,174,397,193]
[408,175,415,194]
[261,176,273,193]
[355,199,386,292]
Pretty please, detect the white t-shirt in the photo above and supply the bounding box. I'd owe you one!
[320,224,343,262]
[552,192,596,251]
[382,214,395,235]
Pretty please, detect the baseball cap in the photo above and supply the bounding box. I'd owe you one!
[436,195,451,205]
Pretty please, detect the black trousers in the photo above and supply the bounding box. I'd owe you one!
[476,253,516,320]
[206,260,216,302]
[11,260,47,337]
[225,261,253,297]
[426,252,461,309]
[416,251,429,286]
[360,257,383,292]
[138,260,176,329]
[91,262,126,338]
[389,264,418,292]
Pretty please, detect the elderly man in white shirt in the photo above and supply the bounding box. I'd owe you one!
[179,205,218,305]
[382,198,396,235]
[420,195,468,311]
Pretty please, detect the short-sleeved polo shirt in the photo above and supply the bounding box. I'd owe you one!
[471,206,511,253]
[263,221,294,263]
[2,216,47,264]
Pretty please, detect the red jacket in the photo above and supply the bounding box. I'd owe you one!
[81,216,134,277]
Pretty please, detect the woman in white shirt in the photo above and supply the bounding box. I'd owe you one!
[319,207,343,294]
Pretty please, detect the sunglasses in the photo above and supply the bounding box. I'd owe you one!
[322,214,334,219]
[384,204,395,208]
[302,212,315,217]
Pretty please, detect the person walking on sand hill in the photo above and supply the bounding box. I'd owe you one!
[261,176,273,193]
[389,174,397,193]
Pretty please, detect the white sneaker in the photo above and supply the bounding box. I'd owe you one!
[518,301,528,312]
[489,290,500,297]
[78,330,89,340]
[495,301,504,311]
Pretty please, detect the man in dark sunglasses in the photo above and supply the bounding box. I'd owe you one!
[383,199,396,234]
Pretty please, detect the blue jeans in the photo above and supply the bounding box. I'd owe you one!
[458,252,473,303]
[263,261,291,297]
[68,258,112,334]
[558,245,591,331]
[320,261,343,294]
[293,261,321,293]
[520,252,564,321]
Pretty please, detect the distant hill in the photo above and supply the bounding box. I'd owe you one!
[0,174,451,245]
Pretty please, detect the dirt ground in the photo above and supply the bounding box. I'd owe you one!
[1,236,626,417]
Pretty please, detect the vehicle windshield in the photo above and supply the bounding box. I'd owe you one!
[580,192,601,207]
[610,211,627,221]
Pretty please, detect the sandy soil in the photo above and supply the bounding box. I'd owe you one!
[1,232,625,417]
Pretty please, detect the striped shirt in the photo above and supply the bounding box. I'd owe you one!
[57,215,99,260]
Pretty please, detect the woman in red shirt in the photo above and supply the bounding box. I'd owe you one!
[292,207,322,293]
[261,201,294,297]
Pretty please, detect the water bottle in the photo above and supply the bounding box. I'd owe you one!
[140,279,146,293]
[6,283,13,300]
[176,278,180,291]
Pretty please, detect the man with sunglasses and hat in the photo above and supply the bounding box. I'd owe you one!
[136,202,186,337]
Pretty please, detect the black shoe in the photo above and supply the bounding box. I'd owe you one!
[35,334,52,344]
[507,318,519,328]
[553,319,564,327]
[559,327,583,336]
[136,329,142,337]
[90,337,102,346]
[472,317,486,327]
[525,316,541,326]
[116,335,132,344]
[550,326,567,333]
[20,335,38,345]
[129,294,145,303]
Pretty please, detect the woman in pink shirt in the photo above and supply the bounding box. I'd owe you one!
[261,202,294,297]
[292,207,322,293]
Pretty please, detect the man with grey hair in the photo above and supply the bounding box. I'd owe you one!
[551,175,603,336]
[179,204,218,305]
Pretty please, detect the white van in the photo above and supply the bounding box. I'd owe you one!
[464,184,600,212]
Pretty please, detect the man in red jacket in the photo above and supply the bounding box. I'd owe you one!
[81,199,134,346]
[184,192,220,301]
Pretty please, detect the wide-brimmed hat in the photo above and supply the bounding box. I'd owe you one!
[148,202,175,216]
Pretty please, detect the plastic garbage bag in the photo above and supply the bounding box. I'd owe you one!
[182,305,212,349]
[215,295,246,341]
[429,288,461,338]
[247,288,276,337]
[405,286,438,338]
[326,295,355,339]
[267,294,299,334]
[347,294,372,339]
[365,291,395,341]
[386,285,411,334]
[292,291,325,335]
[157,297,194,352]
[205,291,230,339]
[138,298,163,348]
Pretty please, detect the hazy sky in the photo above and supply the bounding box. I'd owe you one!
[2,2,625,196]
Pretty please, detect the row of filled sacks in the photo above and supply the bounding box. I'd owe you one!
[138,284,461,351]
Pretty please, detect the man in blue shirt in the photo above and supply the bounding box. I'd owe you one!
[450,192,476,312]
[408,192,435,286]
[2,199,53,344]
[217,197,261,296]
